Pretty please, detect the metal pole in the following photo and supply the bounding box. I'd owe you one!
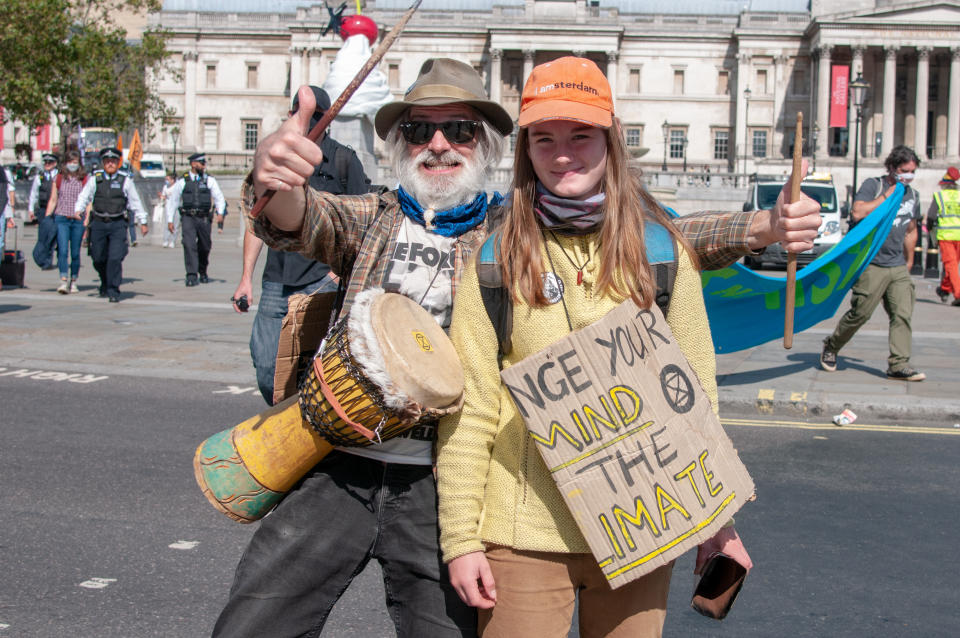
[742,100,750,175]
[852,106,861,207]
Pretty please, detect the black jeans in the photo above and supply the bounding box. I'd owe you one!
[213,452,476,638]
[89,218,128,296]
[181,213,212,277]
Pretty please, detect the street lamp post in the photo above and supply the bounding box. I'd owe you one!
[661,120,669,172]
[849,73,870,204]
[171,127,180,174]
[682,134,689,173]
[812,122,820,172]
[741,87,752,178]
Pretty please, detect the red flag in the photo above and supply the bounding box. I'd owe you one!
[829,65,849,129]
[117,133,123,151]
[34,124,51,151]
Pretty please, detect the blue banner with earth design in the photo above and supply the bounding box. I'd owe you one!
[701,184,904,353]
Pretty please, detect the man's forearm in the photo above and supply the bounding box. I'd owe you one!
[241,229,265,282]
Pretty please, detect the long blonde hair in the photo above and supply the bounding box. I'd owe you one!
[497,118,697,308]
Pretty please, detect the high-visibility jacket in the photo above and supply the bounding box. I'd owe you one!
[935,188,960,241]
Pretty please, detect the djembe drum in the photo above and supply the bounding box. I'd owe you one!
[193,289,464,523]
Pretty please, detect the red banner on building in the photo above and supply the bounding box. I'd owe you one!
[830,65,850,128]
[34,124,51,151]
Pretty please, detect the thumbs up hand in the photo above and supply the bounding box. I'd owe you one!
[252,85,325,198]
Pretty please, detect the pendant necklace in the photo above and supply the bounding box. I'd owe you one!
[549,230,592,285]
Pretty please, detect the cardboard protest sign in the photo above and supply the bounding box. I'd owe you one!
[500,299,754,589]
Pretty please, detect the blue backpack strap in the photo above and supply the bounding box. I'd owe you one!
[476,231,513,359]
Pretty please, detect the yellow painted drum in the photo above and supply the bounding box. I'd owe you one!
[193,290,463,523]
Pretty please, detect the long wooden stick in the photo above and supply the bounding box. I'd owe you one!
[250,0,423,219]
[784,112,803,349]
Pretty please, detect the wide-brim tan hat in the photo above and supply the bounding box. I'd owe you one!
[374,58,514,140]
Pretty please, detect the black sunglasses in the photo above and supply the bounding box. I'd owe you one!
[398,120,480,145]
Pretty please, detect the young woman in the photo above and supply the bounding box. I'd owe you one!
[160,172,179,248]
[45,151,87,294]
[436,57,750,637]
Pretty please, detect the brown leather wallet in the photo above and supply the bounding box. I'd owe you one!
[690,552,748,620]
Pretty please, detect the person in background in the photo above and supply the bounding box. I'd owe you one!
[820,145,924,381]
[0,165,15,291]
[45,151,88,294]
[29,153,59,270]
[73,147,149,302]
[231,85,369,405]
[931,166,960,305]
[160,173,179,248]
[165,152,226,286]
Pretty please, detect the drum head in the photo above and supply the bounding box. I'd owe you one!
[369,293,463,410]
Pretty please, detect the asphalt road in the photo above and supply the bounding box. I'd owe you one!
[1,369,956,637]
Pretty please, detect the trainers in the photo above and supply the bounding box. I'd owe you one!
[952,298,960,307]
[886,367,926,382]
[820,346,837,372]
[57,280,69,294]
[936,286,950,303]
[69,280,79,294]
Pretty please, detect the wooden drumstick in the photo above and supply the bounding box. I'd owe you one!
[784,112,803,349]
[250,0,423,219]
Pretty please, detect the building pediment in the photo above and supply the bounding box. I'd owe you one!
[816,1,960,25]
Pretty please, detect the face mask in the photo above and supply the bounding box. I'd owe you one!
[66,163,79,172]
[896,172,914,183]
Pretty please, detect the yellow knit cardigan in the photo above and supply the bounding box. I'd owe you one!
[437,232,719,563]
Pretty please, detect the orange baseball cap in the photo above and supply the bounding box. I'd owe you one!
[518,56,613,129]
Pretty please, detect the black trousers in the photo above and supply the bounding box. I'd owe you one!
[89,218,128,296]
[181,213,212,277]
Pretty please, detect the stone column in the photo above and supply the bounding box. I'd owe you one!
[948,47,960,160]
[773,55,788,154]
[736,52,751,172]
[815,45,831,158]
[881,46,898,158]
[489,48,502,106]
[915,46,930,159]
[308,48,324,86]
[606,50,619,101]
[522,50,536,89]
[847,46,865,160]
[183,51,198,148]
[290,47,304,95]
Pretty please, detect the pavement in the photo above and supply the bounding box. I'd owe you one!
[3,202,960,426]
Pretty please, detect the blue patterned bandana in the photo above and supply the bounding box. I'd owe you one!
[397,186,503,238]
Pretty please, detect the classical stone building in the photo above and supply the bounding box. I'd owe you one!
[145,1,960,194]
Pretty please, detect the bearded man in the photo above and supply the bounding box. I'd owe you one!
[214,59,820,637]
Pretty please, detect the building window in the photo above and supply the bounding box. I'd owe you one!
[673,70,685,95]
[388,63,400,89]
[716,70,729,95]
[628,67,641,94]
[625,127,643,148]
[713,129,729,160]
[756,69,768,94]
[669,128,686,159]
[201,120,219,150]
[790,67,807,95]
[205,64,217,88]
[246,64,259,89]
[752,129,767,158]
[243,121,259,151]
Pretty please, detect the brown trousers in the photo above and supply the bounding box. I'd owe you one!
[478,546,673,638]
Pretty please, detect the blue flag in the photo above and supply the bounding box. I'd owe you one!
[701,184,905,353]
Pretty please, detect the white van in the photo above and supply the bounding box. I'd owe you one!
[742,172,844,269]
[138,153,166,178]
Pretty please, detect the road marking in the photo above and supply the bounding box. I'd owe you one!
[213,385,258,395]
[0,368,108,383]
[0,291,231,310]
[169,540,200,550]
[79,577,117,589]
[0,622,9,630]
[722,417,960,436]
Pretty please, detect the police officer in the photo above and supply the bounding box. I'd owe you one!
[74,147,148,302]
[165,152,226,286]
[29,153,59,269]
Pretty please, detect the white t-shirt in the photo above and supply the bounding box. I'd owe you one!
[339,217,457,465]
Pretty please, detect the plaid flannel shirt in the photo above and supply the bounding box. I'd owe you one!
[243,181,758,315]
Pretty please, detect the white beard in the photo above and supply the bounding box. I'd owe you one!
[397,147,485,212]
